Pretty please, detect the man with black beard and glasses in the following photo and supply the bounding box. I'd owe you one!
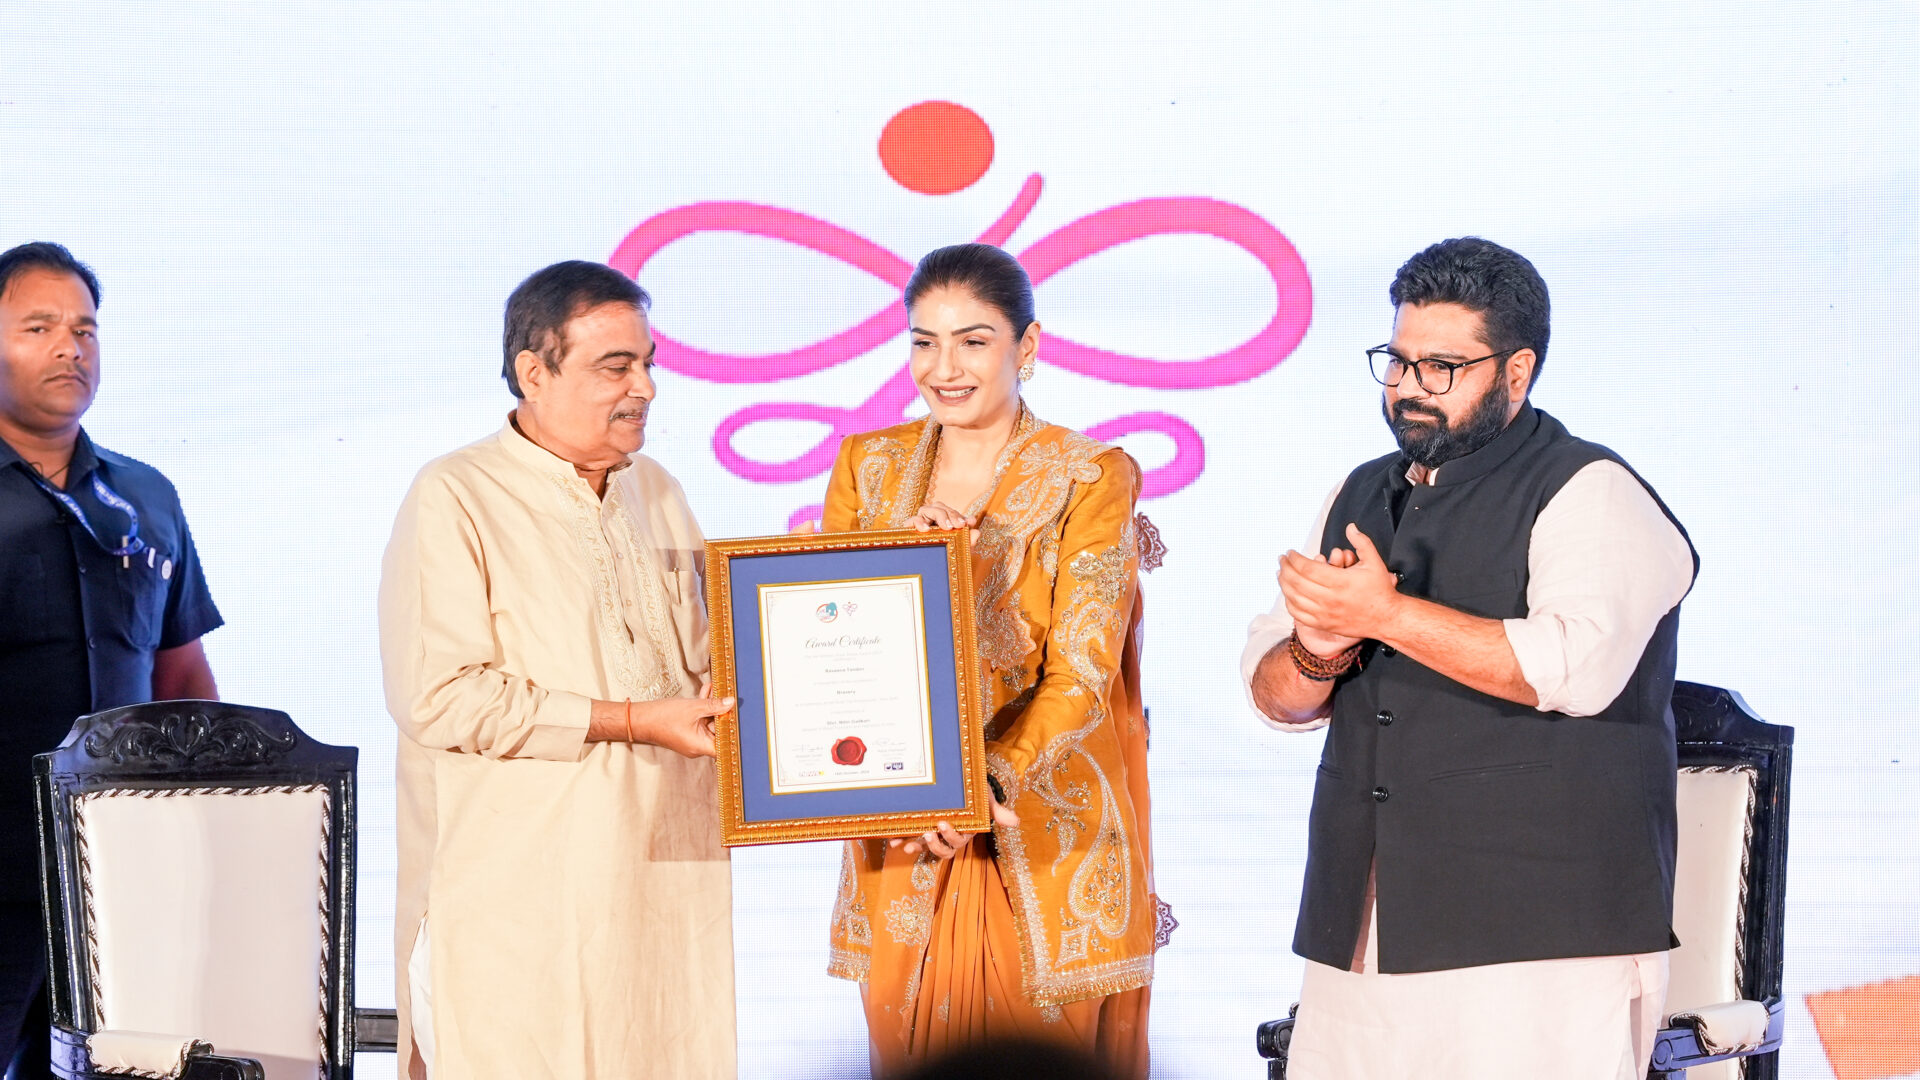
[1240,238,1698,1079]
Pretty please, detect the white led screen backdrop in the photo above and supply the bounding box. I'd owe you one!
[4,3,1916,1076]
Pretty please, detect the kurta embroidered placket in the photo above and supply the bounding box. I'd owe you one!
[548,475,653,702]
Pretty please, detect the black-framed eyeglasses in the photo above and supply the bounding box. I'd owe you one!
[1366,345,1516,395]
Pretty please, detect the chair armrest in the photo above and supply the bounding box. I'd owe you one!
[80,1029,263,1080]
[1649,998,1784,1075]
[354,1007,399,1052]
[1256,1003,1299,1078]
[1668,999,1772,1055]
[1255,1016,1295,1060]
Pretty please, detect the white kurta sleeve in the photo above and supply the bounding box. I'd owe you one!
[380,467,592,760]
[1502,460,1695,717]
[1242,481,1344,731]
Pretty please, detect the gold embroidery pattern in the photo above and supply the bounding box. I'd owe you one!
[996,806,1154,1006]
[1057,921,1091,965]
[985,751,1022,804]
[1045,779,1090,875]
[1024,537,1139,937]
[902,963,924,1027]
[1069,543,1130,607]
[546,475,649,701]
[854,427,918,530]
[612,485,694,701]
[969,414,1100,691]
[1054,548,1129,706]
[828,842,873,981]
[1065,761,1133,939]
[973,516,1036,690]
[910,850,938,893]
[1037,520,1063,581]
[875,420,942,529]
[885,893,935,948]
[986,444,1154,1005]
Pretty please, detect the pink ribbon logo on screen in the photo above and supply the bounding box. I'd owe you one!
[609,101,1313,528]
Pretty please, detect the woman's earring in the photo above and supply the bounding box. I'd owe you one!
[1018,361,1036,382]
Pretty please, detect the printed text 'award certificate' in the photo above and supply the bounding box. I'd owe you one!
[758,576,935,794]
[705,529,989,846]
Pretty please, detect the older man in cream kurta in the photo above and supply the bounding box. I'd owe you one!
[381,262,734,1079]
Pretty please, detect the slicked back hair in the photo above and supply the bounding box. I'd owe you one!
[904,243,1035,339]
[502,261,650,398]
[0,241,102,307]
[1390,237,1550,387]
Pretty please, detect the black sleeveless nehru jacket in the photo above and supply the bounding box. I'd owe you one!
[1293,404,1697,973]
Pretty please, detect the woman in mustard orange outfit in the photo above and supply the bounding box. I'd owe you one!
[819,244,1161,1077]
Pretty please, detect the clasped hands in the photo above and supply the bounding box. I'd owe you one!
[1279,523,1404,658]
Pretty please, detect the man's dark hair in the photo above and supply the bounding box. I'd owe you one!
[0,241,102,306]
[1389,237,1550,387]
[905,243,1035,339]
[502,260,650,398]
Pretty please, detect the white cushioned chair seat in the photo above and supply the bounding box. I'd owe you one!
[1668,999,1772,1056]
[78,787,330,1080]
[85,1030,212,1078]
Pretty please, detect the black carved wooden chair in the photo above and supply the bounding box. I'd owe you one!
[1253,681,1793,1079]
[33,701,397,1080]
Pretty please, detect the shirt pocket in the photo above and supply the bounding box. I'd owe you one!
[113,547,170,650]
[0,551,51,645]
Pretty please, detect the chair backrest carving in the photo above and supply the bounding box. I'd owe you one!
[36,702,359,1080]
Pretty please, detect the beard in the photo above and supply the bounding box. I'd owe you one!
[1382,374,1513,468]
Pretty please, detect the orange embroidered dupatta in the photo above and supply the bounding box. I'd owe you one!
[820,407,1158,1074]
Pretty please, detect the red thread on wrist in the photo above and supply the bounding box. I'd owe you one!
[624,698,635,743]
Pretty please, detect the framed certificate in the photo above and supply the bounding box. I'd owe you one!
[704,529,990,846]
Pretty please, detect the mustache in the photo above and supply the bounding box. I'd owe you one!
[1390,401,1444,423]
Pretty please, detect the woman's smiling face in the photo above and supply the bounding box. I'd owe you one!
[907,284,1036,432]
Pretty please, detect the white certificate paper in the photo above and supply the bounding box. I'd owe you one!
[758,575,937,795]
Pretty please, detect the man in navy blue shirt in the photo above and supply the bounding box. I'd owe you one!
[0,242,223,1079]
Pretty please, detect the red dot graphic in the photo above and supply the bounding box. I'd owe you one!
[878,101,994,195]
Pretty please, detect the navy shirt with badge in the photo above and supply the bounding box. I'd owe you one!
[0,429,221,899]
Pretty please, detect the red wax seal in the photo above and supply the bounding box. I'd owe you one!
[831,737,867,766]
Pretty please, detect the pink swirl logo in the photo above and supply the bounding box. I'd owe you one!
[608,102,1312,527]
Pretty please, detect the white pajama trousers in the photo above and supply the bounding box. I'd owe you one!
[1286,951,1669,1080]
[409,919,436,1078]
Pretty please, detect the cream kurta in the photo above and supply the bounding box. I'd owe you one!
[380,419,734,1080]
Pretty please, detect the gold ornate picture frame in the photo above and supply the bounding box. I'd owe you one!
[704,528,990,846]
